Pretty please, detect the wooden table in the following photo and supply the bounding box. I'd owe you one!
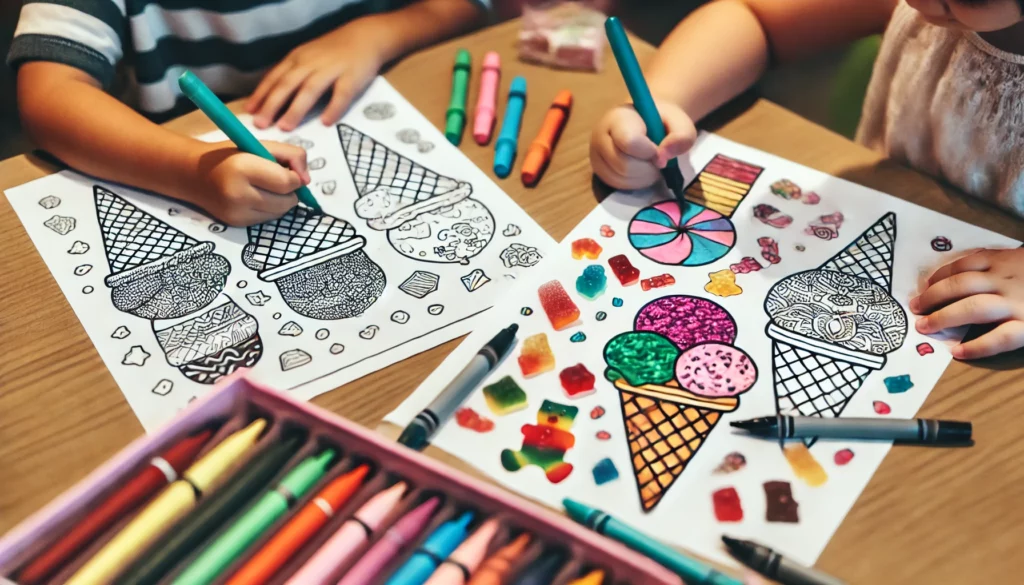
[2,18,1023,584]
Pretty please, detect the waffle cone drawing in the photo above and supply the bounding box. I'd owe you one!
[765,213,907,436]
[614,379,738,512]
[94,186,228,320]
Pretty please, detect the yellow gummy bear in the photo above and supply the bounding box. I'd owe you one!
[704,269,742,298]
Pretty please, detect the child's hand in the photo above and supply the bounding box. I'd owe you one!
[247,18,387,131]
[911,248,1024,359]
[590,101,697,191]
[189,140,311,227]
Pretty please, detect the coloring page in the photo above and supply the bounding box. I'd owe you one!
[386,133,1020,566]
[6,78,554,431]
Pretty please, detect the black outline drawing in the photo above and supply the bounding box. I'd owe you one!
[417,141,435,154]
[337,124,494,265]
[502,224,521,237]
[284,136,314,149]
[39,195,60,209]
[391,310,410,324]
[153,295,263,385]
[596,311,607,321]
[44,215,76,235]
[245,290,271,306]
[242,205,386,320]
[499,243,542,269]
[74,264,93,276]
[151,379,173,396]
[359,325,378,340]
[804,212,845,241]
[94,186,229,320]
[316,328,330,340]
[603,294,758,512]
[273,312,282,320]
[330,343,345,354]
[320,181,337,195]
[68,241,89,254]
[427,304,444,316]
[363,102,396,120]
[168,208,180,216]
[279,321,303,336]
[111,326,131,339]
[396,129,420,144]
[208,223,226,233]
[280,348,312,371]
[399,270,440,298]
[122,345,151,366]
[764,213,907,444]
[309,157,326,171]
[237,280,248,288]
[83,286,94,294]
[460,268,489,292]
[628,154,764,268]
[931,236,952,252]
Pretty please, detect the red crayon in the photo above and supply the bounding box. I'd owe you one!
[16,428,214,585]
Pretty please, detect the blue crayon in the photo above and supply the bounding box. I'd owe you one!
[494,77,527,178]
[512,550,565,585]
[384,511,474,585]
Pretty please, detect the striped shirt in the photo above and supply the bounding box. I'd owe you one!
[8,0,488,121]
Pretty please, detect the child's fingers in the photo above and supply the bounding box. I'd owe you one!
[591,142,657,190]
[264,142,310,183]
[321,74,360,125]
[277,73,336,131]
[915,294,1012,334]
[248,61,290,113]
[254,69,312,128]
[927,250,991,285]
[255,190,299,217]
[244,157,305,195]
[910,271,996,314]
[609,116,659,161]
[953,320,1024,360]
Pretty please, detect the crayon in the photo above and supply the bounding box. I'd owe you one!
[116,435,305,585]
[16,429,213,585]
[285,482,408,585]
[177,70,321,212]
[385,511,474,585]
[511,551,564,585]
[473,52,501,145]
[722,536,846,585]
[225,464,370,585]
[337,498,441,585]
[567,570,605,585]
[173,448,336,585]
[466,533,532,585]
[446,49,472,145]
[424,519,500,585]
[65,420,266,585]
[731,415,972,445]
[494,76,527,178]
[521,90,572,186]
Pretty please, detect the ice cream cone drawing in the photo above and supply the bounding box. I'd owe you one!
[764,213,907,439]
[153,294,262,384]
[242,205,386,320]
[338,124,494,265]
[628,154,763,267]
[604,296,757,512]
[94,186,229,320]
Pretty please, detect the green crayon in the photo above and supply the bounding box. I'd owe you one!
[172,449,336,585]
[445,49,472,145]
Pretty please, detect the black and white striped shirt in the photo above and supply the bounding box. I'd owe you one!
[8,0,488,121]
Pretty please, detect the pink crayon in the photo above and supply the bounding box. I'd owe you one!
[336,497,441,585]
[286,483,408,585]
[473,52,501,145]
[423,519,500,585]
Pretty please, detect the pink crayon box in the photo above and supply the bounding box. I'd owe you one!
[0,373,682,585]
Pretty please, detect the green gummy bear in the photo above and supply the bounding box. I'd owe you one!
[603,332,680,386]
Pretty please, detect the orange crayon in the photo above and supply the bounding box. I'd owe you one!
[224,464,370,585]
[466,533,532,585]
[521,90,573,186]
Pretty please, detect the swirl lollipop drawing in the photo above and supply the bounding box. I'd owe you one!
[604,295,758,512]
[628,155,763,267]
[764,213,908,443]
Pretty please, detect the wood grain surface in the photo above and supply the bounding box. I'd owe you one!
[2,18,1023,584]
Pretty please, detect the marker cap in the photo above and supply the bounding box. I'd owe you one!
[935,421,973,444]
[494,142,515,178]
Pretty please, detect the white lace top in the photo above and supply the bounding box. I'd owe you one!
[857,1,1024,219]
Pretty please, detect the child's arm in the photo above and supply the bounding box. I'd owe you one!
[18,62,311,226]
[247,0,485,131]
[591,0,897,190]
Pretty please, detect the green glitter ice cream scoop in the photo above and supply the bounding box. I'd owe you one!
[603,332,680,386]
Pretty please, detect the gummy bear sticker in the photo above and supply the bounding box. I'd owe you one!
[501,400,578,484]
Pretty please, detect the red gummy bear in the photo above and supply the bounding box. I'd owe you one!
[640,273,676,291]
[607,254,640,286]
[559,363,596,399]
[571,238,603,260]
[455,407,495,433]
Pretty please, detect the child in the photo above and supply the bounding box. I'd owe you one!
[8,0,487,226]
[591,0,1024,360]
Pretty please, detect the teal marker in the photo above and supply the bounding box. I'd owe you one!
[563,499,742,585]
[172,449,336,585]
[177,70,322,212]
[604,17,687,206]
[445,49,472,145]
[493,76,527,179]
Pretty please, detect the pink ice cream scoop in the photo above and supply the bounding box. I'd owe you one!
[635,295,737,351]
[675,342,757,398]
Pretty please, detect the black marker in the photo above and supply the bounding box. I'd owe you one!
[398,324,519,450]
[722,536,846,585]
[730,415,972,445]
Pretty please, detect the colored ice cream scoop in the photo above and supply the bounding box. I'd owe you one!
[603,331,679,386]
[635,295,737,350]
[474,52,501,145]
[494,76,527,178]
[675,343,757,398]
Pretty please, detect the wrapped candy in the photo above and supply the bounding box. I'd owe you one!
[518,1,608,72]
